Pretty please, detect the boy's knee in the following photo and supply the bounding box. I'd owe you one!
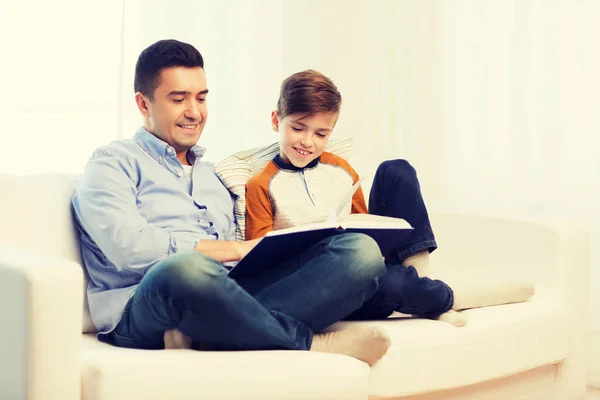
[377,159,417,182]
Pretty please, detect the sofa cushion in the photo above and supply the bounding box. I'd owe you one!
[214,137,353,240]
[80,334,369,400]
[329,298,568,397]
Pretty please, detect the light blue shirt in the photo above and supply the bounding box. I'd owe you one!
[72,127,236,333]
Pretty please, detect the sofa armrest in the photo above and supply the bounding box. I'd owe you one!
[429,211,589,397]
[0,245,83,400]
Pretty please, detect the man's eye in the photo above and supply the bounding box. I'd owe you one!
[173,99,184,103]
[197,98,206,103]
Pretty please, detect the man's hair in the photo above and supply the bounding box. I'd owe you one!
[276,70,342,119]
[134,39,204,100]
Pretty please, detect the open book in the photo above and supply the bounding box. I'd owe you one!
[228,178,413,279]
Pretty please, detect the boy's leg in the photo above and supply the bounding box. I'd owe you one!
[368,159,437,276]
[365,160,467,325]
[344,263,453,320]
[106,233,391,364]
[365,160,534,323]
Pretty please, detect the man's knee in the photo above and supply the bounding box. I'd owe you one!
[332,233,386,282]
[144,252,227,298]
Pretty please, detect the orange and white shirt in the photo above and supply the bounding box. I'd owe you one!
[245,152,367,240]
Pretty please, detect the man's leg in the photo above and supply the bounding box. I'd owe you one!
[107,233,391,364]
[108,252,309,351]
[236,233,385,332]
[237,233,392,365]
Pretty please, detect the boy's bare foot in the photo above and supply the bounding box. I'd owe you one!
[310,326,391,366]
[452,280,535,311]
[164,329,192,349]
[435,310,468,327]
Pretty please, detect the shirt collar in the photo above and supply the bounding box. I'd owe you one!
[134,127,207,165]
[273,154,321,171]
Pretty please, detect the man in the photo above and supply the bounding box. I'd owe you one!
[72,39,391,366]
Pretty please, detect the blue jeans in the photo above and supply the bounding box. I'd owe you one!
[345,159,453,320]
[106,233,385,350]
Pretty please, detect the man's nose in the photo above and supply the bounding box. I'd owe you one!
[184,102,202,121]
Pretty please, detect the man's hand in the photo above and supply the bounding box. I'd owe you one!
[237,238,262,259]
[194,238,263,263]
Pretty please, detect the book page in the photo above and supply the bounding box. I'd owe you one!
[340,213,412,229]
[325,176,365,225]
[265,221,335,237]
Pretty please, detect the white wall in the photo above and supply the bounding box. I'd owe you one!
[0,0,123,175]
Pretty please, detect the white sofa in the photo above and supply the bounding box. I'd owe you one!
[0,172,589,400]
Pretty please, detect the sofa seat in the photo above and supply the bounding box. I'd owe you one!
[80,334,370,400]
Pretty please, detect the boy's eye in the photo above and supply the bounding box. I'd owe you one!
[291,126,302,132]
[316,133,326,138]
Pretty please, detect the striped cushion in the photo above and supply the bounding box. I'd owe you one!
[215,138,354,241]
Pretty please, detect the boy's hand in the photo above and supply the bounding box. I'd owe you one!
[238,238,262,259]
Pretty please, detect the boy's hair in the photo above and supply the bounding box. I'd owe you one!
[134,39,204,100]
[276,70,342,119]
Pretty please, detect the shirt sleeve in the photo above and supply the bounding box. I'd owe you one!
[245,174,274,240]
[345,160,368,214]
[72,148,208,275]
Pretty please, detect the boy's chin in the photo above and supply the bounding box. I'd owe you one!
[290,157,315,168]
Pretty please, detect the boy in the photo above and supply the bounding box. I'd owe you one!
[245,70,534,326]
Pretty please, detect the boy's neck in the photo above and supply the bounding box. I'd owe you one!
[274,154,321,171]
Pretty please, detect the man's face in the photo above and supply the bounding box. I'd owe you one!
[272,111,338,168]
[136,66,208,156]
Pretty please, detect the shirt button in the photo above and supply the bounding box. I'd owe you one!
[167,148,173,154]
[177,171,183,177]
[158,156,163,162]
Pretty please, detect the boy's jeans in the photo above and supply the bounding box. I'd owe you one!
[106,233,386,350]
[346,159,453,320]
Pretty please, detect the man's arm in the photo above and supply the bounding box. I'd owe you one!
[73,148,221,273]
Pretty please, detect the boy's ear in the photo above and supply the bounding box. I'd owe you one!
[271,110,280,132]
[135,92,151,118]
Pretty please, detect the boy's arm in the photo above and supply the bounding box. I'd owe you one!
[351,184,368,214]
[324,152,368,214]
[245,177,275,240]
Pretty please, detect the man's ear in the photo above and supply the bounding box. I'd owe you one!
[271,110,280,132]
[135,92,151,118]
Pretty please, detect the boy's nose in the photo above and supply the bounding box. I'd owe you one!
[300,134,313,147]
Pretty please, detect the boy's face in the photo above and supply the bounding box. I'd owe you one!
[272,111,338,168]
[135,66,208,159]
